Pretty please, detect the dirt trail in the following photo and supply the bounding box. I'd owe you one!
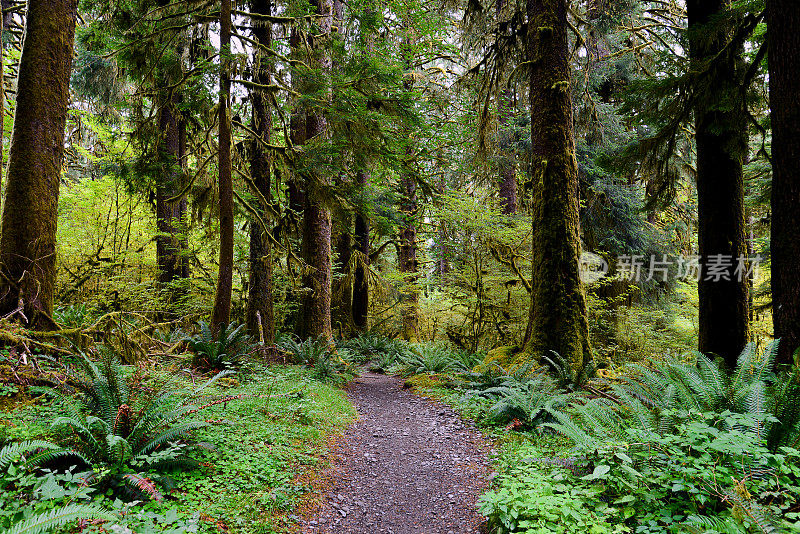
[301,373,493,534]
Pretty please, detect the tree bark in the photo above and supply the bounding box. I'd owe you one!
[353,171,370,331]
[497,0,517,215]
[156,96,189,286]
[399,34,419,342]
[210,0,234,330]
[689,0,749,368]
[0,0,78,328]
[767,0,800,367]
[523,0,592,380]
[300,0,334,341]
[246,0,275,343]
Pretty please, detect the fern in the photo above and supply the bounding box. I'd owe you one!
[6,504,115,534]
[184,321,254,371]
[0,441,59,470]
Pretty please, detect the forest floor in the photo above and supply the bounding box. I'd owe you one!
[299,373,494,534]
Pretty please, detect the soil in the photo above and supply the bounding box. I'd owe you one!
[301,373,494,534]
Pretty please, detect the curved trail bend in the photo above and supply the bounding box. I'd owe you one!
[302,373,493,534]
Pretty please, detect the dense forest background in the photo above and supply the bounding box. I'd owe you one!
[2,0,797,373]
[2,0,800,531]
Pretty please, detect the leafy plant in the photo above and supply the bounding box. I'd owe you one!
[6,504,115,534]
[467,371,570,429]
[548,341,800,450]
[33,351,229,500]
[277,335,355,384]
[183,321,254,372]
[338,332,410,369]
[391,342,471,376]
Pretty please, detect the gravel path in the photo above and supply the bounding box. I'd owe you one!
[301,373,493,534]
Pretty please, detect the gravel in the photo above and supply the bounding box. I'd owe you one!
[301,373,493,534]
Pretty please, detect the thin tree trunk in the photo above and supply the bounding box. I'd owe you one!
[523,0,592,380]
[301,0,334,341]
[689,0,749,368]
[0,0,78,328]
[246,0,275,343]
[767,0,800,367]
[497,0,517,215]
[210,0,234,330]
[353,170,370,331]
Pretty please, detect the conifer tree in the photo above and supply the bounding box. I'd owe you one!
[0,0,78,328]
[523,0,592,379]
[767,0,800,366]
[210,0,234,330]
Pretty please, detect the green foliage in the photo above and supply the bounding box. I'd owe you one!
[337,331,410,370]
[391,342,476,376]
[479,467,615,534]
[6,505,115,534]
[277,335,355,384]
[480,413,800,533]
[183,321,255,372]
[33,351,231,500]
[545,341,797,448]
[466,369,570,429]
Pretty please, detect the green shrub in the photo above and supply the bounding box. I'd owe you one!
[32,351,229,500]
[479,464,615,533]
[183,321,255,372]
[391,342,472,376]
[1,441,115,533]
[277,335,355,384]
[549,340,800,451]
[337,332,411,370]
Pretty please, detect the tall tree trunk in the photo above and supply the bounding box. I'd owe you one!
[399,34,419,342]
[523,0,591,380]
[210,0,234,330]
[688,0,749,368]
[301,0,334,341]
[353,170,370,331]
[351,5,376,333]
[246,0,275,343]
[156,96,189,287]
[399,166,419,341]
[497,0,517,215]
[0,0,78,328]
[767,0,800,367]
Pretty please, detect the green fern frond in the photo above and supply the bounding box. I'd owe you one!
[7,504,115,534]
[136,420,208,456]
[0,441,60,470]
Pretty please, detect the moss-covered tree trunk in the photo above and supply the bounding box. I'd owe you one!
[246,0,275,343]
[689,0,749,368]
[155,96,189,287]
[210,0,234,331]
[523,0,591,379]
[0,0,78,328]
[300,0,334,341]
[767,0,800,367]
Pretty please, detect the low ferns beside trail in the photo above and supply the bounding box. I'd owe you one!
[26,350,230,500]
[183,321,255,372]
[391,342,478,376]
[277,335,355,383]
[547,340,800,450]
